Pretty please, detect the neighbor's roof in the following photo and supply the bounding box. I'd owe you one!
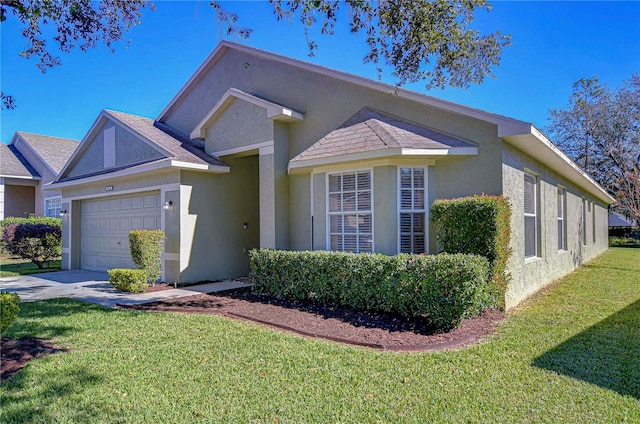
[15,132,79,174]
[0,143,40,179]
[608,212,637,228]
[158,41,615,204]
[290,107,476,168]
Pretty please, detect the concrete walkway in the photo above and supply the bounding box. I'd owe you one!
[0,270,251,308]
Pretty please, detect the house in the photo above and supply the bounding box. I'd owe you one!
[608,212,636,228]
[48,42,615,309]
[0,132,79,220]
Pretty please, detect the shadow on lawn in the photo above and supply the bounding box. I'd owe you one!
[533,299,640,400]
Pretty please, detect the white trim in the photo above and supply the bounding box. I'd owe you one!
[62,247,70,254]
[288,147,472,173]
[0,174,41,180]
[48,159,229,190]
[397,166,429,254]
[190,88,303,140]
[211,140,274,158]
[63,183,181,202]
[557,186,567,252]
[259,145,274,156]
[325,168,374,253]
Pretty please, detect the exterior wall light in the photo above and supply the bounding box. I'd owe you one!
[163,201,173,210]
[60,209,68,217]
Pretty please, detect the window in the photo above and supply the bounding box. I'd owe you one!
[399,167,426,254]
[581,199,587,246]
[557,187,566,251]
[328,170,372,253]
[45,197,62,217]
[524,173,538,258]
[592,201,596,244]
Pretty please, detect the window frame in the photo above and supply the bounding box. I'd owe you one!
[524,172,539,259]
[557,186,567,251]
[326,169,374,253]
[397,167,428,254]
[44,196,62,217]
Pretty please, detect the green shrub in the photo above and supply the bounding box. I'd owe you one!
[108,268,148,293]
[250,249,490,329]
[0,292,20,333]
[3,223,62,268]
[609,236,640,247]
[431,195,512,309]
[1,215,62,228]
[129,230,164,284]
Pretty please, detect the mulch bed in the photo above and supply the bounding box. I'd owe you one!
[0,291,503,382]
[118,291,504,351]
[1,337,67,381]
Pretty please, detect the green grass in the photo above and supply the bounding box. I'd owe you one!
[1,248,639,423]
[0,254,61,277]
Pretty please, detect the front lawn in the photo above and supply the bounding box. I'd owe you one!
[1,248,638,422]
[0,252,61,277]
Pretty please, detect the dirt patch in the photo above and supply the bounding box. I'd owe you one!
[1,337,66,381]
[119,291,504,351]
[144,283,175,293]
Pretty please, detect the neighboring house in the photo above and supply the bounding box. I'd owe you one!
[608,212,636,228]
[0,132,79,220]
[48,41,615,309]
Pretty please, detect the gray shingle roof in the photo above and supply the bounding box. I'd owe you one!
[291,107,476,163]
[104,110,227,167]
[0,143,40,178]
[16,132,79,174]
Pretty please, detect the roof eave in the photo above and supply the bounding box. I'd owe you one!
[502,128,615,204]
[288,146,477,174]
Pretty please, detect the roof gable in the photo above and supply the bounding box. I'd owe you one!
[191,88,303,140]
[55,110,228,183]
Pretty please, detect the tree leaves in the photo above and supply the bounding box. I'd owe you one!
[547,74,640,223]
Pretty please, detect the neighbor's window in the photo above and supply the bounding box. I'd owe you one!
[45,197,62,217]
[399,167,426,254]
[557,187,566,251]
[328,170,372,253]
[524,173,538,258]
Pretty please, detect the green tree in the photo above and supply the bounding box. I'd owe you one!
[2,0,510,109]
[547,74,640,224]
[215,0,510,89]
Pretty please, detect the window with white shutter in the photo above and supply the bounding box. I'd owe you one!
[557,187,566,251]
[327,170,373,253]
[399,167,426,254]
[524,173,538,258]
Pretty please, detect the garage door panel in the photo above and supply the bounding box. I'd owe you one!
[80,191,160,272]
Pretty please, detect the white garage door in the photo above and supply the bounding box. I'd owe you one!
[80,191,161,271]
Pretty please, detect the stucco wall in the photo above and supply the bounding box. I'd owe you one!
[13,138,61,215]
[3,184,35,217]
[64,120,163,179]
[163,49,504,256]
[179,157,259,283]
[502,143,609,309]
[205,99,273,154]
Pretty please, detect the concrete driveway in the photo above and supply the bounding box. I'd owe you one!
[0,270,250,308]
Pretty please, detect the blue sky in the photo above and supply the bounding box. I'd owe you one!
[1,1,639,143]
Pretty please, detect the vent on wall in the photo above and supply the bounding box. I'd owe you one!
[104,127,115,168]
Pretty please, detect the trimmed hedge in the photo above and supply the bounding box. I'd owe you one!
[129,230,164,284]
[431,195,512,309]
[250,250,490,329]
[1,291,20,333]
[2,223,62,268]
[108,268,148,293]
[1,216,62,228]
